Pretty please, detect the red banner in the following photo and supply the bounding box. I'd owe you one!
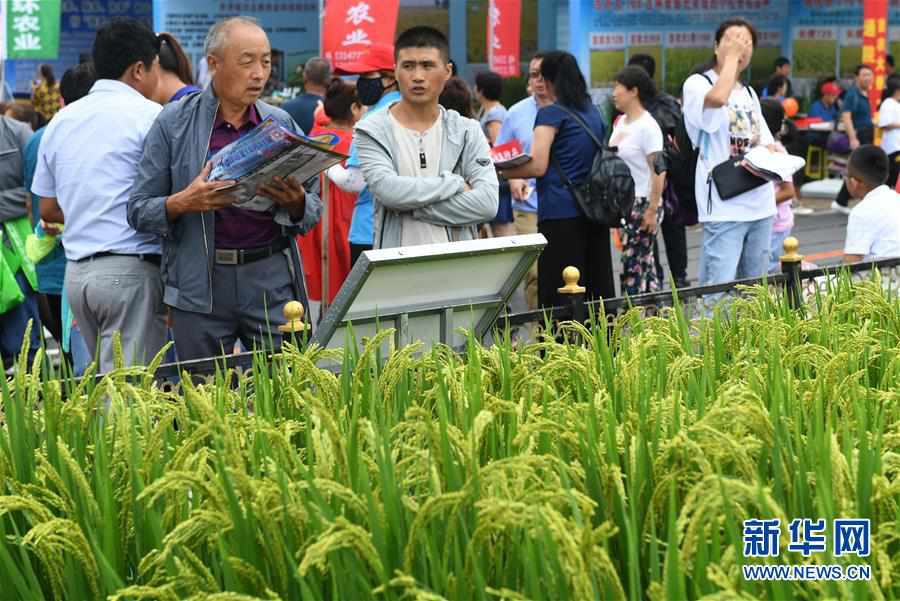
[488,0,521,77]
[321,0,400,67]
[862,0,888,117]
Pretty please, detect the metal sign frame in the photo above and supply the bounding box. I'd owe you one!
[312,234,546,351]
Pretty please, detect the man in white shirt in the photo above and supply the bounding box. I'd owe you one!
[843,146,900,262]
[33,19,165,372]
[878,78,900,188]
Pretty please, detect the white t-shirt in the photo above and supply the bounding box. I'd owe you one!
[389,111,450,247]
[844,185,900,260]
[682,70,775,223]
[879,97,900,156]
[609,110,664,198]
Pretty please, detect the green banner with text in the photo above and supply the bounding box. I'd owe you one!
[5,0,60,60]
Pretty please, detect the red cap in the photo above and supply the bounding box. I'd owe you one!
[821,82,841,96]
[333,43,395,75]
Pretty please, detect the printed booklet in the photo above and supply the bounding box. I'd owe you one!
[490,140,531,170]
[209,117,348,211]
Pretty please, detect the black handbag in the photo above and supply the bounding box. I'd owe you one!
[709,156,768,201]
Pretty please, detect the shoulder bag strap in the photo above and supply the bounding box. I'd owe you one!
[551,102,605,150]
[745,82,757,101]
[548,102,604,189]
[692,74,716,214]
[692,72,716,162]
[551,151,574,190]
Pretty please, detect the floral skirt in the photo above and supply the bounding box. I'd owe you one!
[621,196,663,296]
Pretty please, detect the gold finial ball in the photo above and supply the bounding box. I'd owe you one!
[283,301,304,322]
[278,301,308,333]
[783,236,799,255]
[780,235,803,263]
[563,266,581,286]
[558,265,587,294]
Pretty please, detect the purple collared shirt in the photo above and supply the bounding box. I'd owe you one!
[208,105,281,249]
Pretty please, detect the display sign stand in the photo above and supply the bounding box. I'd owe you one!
[313,234,547,352]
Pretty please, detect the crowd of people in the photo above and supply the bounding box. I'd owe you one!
[1,15,899,375]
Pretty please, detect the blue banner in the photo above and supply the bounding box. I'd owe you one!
[790,1,867,27]
[587,0,786,30]
[570,0,900,89]
[153,1,320,86]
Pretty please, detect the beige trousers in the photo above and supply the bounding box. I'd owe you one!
[514,209,539,310]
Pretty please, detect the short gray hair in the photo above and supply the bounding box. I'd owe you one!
[303,57,332,87]
[204,16,262,57]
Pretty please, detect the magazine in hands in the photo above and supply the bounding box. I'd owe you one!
[209,116,349,211]
[491,140,531,169]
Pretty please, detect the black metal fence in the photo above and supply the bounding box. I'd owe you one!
[146,249,900,384]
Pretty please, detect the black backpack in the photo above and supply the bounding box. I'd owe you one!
[644,92,682,137]
[643,92,693,224]
[665,110,700,226]
[662,76,714,227]
[550,104,635,227]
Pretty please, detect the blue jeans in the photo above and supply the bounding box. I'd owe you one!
[0,272,41,368]
[769,229,792,275]
[699,217,775,286]
[69,326,91,377]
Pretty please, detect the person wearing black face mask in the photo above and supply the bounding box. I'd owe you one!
[356,72,395,106]
[327,43,400,264]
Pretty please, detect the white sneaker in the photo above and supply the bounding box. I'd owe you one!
[792,206,814,215]
[830,201,851,215]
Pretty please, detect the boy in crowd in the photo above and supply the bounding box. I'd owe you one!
[843,145,900,263]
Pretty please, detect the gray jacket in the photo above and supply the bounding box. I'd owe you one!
[354,104,499,249]
[0,116,32,223]
[127,85,321,314]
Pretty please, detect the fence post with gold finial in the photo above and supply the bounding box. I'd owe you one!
[780,236,804,310]
[278,301,309,347]
[558,265,587,324]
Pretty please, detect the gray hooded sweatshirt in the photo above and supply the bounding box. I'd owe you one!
[354,104,499,249]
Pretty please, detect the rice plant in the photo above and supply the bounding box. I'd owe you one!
[0,272,899,600]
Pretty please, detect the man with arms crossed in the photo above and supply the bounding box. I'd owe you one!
[355,26,498,249]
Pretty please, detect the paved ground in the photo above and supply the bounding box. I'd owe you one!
[504,196,851,315]
[652,199,851,287]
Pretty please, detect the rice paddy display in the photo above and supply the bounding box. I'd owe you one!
[0,273,898,600]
